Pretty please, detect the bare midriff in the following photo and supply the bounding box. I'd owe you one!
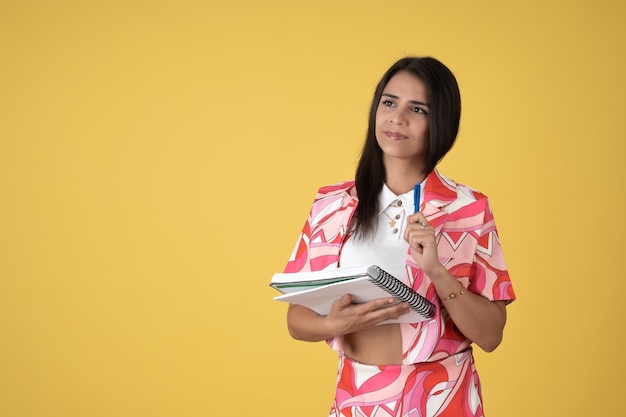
[343,323,402,365]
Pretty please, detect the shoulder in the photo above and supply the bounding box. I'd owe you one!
[434,170,489,202]
[305,180,358,229]
[315,180,357,199]
[429,170,494,218]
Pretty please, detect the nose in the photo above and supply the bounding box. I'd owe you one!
[389,109,407,126]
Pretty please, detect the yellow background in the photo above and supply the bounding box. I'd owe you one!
[1,1,624,416]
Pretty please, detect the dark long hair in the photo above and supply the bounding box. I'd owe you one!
[354,57,461,238]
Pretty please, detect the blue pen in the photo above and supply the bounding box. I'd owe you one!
[413,182,421,214]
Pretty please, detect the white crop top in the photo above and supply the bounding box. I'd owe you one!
[340,180,426,281]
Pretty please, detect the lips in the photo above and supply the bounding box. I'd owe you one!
[384,131,408,140]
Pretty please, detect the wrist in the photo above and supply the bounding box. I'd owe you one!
[424,263,448,281]
[323,316,338,339]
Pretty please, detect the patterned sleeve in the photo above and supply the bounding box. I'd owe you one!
[470,197,516,303]
[282,181,357,274]
[283,216,312,274]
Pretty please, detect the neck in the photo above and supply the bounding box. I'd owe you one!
[384,158,427,195]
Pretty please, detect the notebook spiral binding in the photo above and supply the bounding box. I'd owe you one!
[367,265,436,319]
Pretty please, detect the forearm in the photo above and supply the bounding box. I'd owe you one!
[429,265,507,352]
[287,304,335,342]
[286,295,411,342]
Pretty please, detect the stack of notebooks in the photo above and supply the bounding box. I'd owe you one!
[270,265,435,324]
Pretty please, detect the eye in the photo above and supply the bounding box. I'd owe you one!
[381,99,394,108]
[411,106,429,115]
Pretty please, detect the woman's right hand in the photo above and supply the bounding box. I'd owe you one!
[287,295,410,342]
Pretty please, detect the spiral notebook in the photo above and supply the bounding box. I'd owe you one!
[270,265,435,324]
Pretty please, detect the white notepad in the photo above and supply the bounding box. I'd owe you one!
[270,265,435,324]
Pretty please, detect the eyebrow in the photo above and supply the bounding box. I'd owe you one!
[381,93,430,107]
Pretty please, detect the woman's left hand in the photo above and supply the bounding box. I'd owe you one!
[404,213,443,276]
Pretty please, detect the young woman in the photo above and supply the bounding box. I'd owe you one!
[283,57,516,417]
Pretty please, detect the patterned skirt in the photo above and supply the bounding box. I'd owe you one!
[329,349,484,417]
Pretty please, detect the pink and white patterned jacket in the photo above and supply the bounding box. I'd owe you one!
[283,169,516,364]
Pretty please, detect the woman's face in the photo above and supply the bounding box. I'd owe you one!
[375,71,430,168]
